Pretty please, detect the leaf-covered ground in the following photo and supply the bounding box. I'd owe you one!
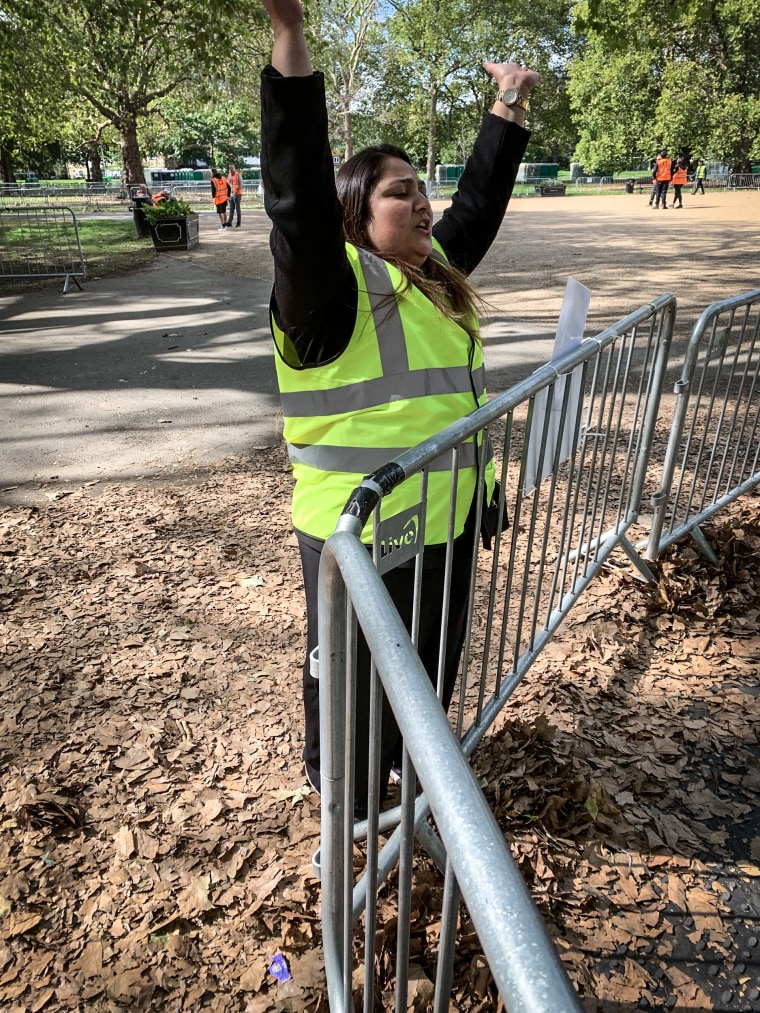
[1,448,759,1012]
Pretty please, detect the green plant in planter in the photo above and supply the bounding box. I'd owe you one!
[143,198,193,224]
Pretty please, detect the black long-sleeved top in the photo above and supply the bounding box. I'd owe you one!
[260,67,530,367]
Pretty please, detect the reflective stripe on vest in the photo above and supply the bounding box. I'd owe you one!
[288,439,479,473]
[278,363,487,417]
[272,242,494,543]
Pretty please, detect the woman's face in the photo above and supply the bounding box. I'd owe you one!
[365,157,433,267]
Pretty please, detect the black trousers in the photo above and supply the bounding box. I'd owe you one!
[654,180,670,207]
[297,518,476,807]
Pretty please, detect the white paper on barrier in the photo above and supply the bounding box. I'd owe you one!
[523,277,591,494]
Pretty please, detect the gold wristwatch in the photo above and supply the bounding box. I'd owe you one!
[498,87,529,112]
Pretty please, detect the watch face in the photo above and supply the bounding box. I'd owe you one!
[500,88,519,106]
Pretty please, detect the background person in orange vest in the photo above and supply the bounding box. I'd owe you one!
[670,155,688,208]
[227,163,244,227]
[652,149,672,209]
[211,169,230,229]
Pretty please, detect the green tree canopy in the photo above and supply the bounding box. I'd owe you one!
[8,0,269,184]
[377,0,576,178]
[1,9,71,180]
[569,0,760,169]
[154,97,260,168]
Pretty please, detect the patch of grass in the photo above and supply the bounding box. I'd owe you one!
[0,218,157,292]
[77,219,157,277]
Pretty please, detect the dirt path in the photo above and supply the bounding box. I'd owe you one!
[193,188,760,345]
[2,189,756,500]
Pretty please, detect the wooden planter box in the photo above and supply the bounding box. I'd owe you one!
[149,213,200,251]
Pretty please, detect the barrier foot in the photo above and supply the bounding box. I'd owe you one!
[618,534,657,583]
[690,525,720,565]
[63,274,83,294]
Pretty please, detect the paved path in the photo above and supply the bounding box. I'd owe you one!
[1,260,279,499]
[0,255,557,503]
[4,188,756,503]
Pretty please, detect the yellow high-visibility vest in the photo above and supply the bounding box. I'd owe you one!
[272,240,495,543]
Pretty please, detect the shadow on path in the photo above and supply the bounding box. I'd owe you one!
[1,260,279,496]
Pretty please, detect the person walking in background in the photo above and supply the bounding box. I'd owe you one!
[652,149,672,209]
[227,162,244,227]
[211,169,230,230]
[647,157,658,205]
[670,155,688,208]
[259,0,539,818]
[692,158,707,194]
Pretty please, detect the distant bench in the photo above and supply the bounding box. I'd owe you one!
[534,184,567,196]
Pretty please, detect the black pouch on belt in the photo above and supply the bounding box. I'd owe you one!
[480,480,509,550]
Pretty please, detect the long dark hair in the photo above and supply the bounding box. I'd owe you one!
[336,144,481,343]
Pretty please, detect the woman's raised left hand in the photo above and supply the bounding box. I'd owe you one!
[484,61,541,126]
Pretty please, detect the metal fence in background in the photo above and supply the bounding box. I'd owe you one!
[573,174,739,193]
[0,206,86,293]
[317,294,676,1010]
[0,182,126,211]
[4,173,754,214]
[0,181,268,213]
[647,289,760,562]
[728,173,760,190]
[130,181,266,209]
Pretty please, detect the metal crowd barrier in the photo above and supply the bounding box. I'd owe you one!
[318,533,584,1013]
[647,288,760,562]
[703,175,729,190]
[728,173,760,190]
[572,176,618,192]
[0,182,127,211]
[0,206,86,293]
[317,294,676,1010]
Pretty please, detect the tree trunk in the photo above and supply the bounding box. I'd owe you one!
[89,146,104,183]
[426,85,438,185]
[343,106,353,161]
[119,115,146,186]
[0,142,16,183]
